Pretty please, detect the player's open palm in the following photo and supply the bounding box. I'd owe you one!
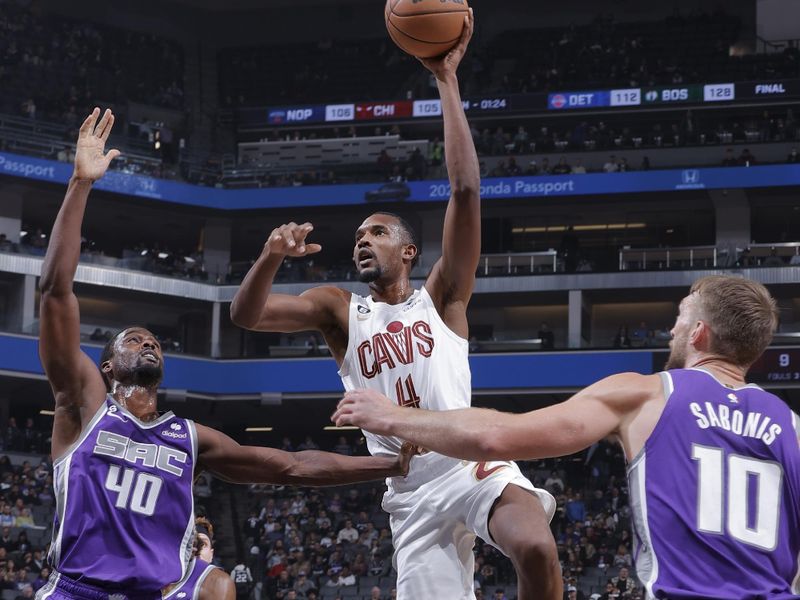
[74,108,121,182]
[419,8,474,80]
[266,222,322,257]
[333,389,400,434]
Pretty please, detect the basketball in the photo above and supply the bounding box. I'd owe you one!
[385,0,470,59]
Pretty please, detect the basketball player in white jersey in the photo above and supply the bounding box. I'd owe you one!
[231,12,559,600]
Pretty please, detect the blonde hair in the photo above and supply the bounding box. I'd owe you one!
[690,275,778,366]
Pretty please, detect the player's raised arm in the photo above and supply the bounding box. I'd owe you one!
[229,222,346,333]
[333,372,658,461]
[39,109,120,455]
[422,11,481,327]
[196,424,414,487]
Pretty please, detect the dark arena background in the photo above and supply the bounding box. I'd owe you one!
[0,0,799,598]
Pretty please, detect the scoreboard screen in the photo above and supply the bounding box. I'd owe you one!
[747,349,800,384]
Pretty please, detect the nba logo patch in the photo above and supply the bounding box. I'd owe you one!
[177,593,187,599]
[357,305,371,320]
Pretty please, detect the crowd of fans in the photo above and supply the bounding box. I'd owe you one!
[232,436,642,600]
[2,226,208,283]
[0,2,184,118]
[487,13,797,97]
[218,107,799,190]
[219,12,799,109]
[0,421,53,599]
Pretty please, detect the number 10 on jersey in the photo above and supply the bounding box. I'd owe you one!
[692,444,782,550]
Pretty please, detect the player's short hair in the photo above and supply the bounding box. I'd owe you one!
[690,275,778,367]
[195,516,214,543]
[373,212,421,267]
[99,328,126,391]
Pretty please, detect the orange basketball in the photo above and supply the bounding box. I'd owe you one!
[385,0,469,59]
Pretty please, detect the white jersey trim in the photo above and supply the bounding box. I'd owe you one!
[336,291,359,379]
[177,420,199,581]
[793,411,800,594]
[419,286,469,347]
[193,563,217,600]
[34,571,60,599]
[628,452,659,599]
[50,453,73,569]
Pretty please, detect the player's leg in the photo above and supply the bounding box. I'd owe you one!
[462,461,560,600]
[386,481,477,600]
[392,522,477,600]
[488,483,562,600]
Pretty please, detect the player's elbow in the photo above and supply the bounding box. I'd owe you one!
[229,300,258,330]
[477,436,512,461]
[451,183,479,203]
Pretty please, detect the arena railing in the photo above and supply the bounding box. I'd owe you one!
[618,246,722,271]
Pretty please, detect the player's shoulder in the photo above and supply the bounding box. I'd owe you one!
[301,285,352,305]
[202,567,235,600]
[589,372,663,408]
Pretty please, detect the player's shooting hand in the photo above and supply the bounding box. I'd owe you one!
[73,108,121,182]
[332,389,400,435]
[418,8,474,81]
[265,222,322,258]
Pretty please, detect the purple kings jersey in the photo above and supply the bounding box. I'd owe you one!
[49,396,197,592]
[163,558,216,600]
[629,368,800,599]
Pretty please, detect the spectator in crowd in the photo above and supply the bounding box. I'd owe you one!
[552,157,572,175]
[231,558,254,599]
[613,543,633,568]
[738,148,757,166]
[764,248,785,267]
[788,148,799,163]
[721,148,737,166]
[545,470,564,495]
[337,519,358,544]
[612,566,637,594]
[294,571,315,597]
[14,584,34,600]
[613,326,631,348]
[603,156,618,173]
[600,581,619,599]
[429,138,444,168]
[571,159,587,174]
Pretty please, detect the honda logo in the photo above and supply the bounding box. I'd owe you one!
[682,169,700,185]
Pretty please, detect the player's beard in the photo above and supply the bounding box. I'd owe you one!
[664,332,688,370]
[358,265,382,283]
[127,357,164,388]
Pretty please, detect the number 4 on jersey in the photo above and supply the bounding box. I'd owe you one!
[395,375,421,408]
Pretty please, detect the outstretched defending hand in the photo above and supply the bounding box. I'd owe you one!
[266,222,323,258]
[332,389,401,436]
[418,8,474,81]
[74,108,121,182]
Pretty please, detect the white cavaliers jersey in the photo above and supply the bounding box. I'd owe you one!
[338,286,471,458]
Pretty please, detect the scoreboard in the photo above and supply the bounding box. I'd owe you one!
[242,78,800,127]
